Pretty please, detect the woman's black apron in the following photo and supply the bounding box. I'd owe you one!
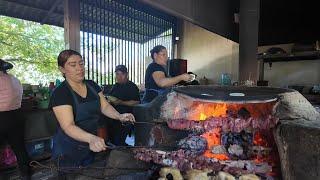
[52,81,100,167]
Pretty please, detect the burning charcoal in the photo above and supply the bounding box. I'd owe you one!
[228,144,244,156]
[222,132,252,146]
[238,107,251,119]
[221,132,253,159]
[215,171,235,180]
[240,131,253,145]
[211,145,227,154]
[239,174,260,180]
[178,136,207,156]
[159,167,183,180]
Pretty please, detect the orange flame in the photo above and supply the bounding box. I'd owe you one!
[201,128,229,160]
[180,101,276,121]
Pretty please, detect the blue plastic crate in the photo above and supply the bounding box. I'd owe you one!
[25,138,53,158]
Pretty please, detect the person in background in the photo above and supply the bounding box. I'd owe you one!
[106,65,140,145]
[0,59,31,180]
[142,45,193,103]
[49,50,135,170]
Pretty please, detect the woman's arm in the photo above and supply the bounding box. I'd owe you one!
[113,99,140,106]
[152,71,192,88]
[99,92,135,122]
[52,105,106,152]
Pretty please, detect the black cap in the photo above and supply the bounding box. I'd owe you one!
[0,59,13,72]
[115,65,128,73]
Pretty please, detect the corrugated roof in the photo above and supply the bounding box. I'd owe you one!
[0,0,176,43]
[80,0,175,43]
[0,0,64,26]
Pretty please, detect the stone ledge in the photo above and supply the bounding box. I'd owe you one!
[274,119,320,180]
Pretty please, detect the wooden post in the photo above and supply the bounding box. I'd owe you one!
[64,0,80,52]
[239,0,260,82]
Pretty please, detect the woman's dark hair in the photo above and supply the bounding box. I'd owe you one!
[0,59,13,74]
[57,49,82,68]
[150,45,166,60]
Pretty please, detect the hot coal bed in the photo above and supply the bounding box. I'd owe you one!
[132,86,320,180]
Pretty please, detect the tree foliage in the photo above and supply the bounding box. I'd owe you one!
[0,16,64,84]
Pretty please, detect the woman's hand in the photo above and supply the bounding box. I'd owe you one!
[118,113,135,123]
[88,135,106,152]
[179,73,193,82]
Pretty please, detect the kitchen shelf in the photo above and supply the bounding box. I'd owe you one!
[258,50,320,63]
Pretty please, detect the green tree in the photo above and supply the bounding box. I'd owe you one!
[0,16,64,84]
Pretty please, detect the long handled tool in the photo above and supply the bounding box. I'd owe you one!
[105,142,179,151]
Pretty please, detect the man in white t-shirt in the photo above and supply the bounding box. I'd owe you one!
[0,59,30,179]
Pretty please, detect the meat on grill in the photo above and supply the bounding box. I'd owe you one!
[178,136,208,157]
[133,148,272,175]
[133,148,223,172]
[167,115,278,132]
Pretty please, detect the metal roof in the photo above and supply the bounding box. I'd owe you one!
[0,0,64,26]
[0,0,176,43]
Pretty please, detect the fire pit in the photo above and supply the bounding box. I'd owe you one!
[133,86,320,180]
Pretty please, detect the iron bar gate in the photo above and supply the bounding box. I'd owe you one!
[80,0,176,85]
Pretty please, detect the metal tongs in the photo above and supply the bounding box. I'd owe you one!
[121,119,166,126]
[105,141,179,151]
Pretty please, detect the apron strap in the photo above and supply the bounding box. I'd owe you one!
[65,80,100,114]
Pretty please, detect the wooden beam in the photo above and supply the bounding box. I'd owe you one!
[64,0,80,51]
[41,0,63,24]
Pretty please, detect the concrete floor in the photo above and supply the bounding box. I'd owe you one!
[0,152,108,180]
[0,149,151,180]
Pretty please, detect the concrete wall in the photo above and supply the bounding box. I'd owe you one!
[177,20,239,84]
[258,44,320,88]
[140,0,239,42]
[176,20,320,87]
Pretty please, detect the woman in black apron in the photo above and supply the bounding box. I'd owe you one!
[142,45,193,103]
[49,50,135,169]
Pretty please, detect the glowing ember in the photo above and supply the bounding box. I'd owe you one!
[201,128,221,147]
[171,100,277,121]
[253,131,269,147]
[200,128,230,160]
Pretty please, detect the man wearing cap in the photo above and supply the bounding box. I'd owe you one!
[106,65,140,145]
[0,59,31,179]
